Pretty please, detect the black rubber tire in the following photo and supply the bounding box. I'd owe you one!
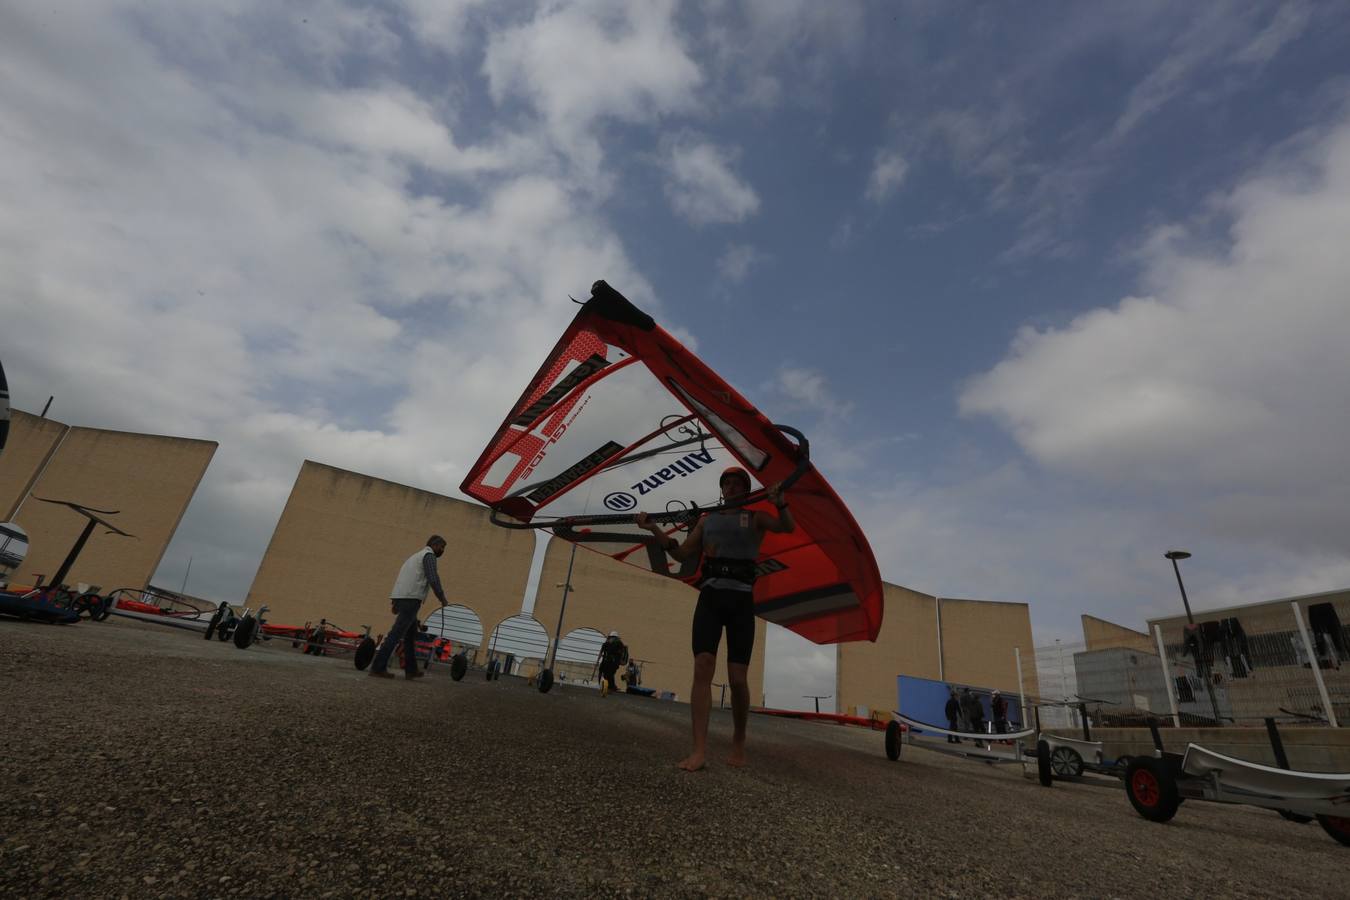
[205,604,226,640]
[450,653,468,681]
[1037,740,1053,787]
[1051,746,1084,778]
[73,592,99,619]
[1318,814,1350,846]
[885,721,902,761]
[353,637,376,671]
[1125,758,1181,823]
[538,668,554,694]
[1278,809,1314,824]
[232,615,258,649]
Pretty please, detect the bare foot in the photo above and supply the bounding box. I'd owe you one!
[726,745,747,768]
[676,753,706,772]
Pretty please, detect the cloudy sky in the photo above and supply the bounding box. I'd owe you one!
[3,1,1350,711]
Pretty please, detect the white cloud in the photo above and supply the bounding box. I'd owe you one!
[960,116,1350,555]
[0,3,655,603]
[483,0,702,177]
[664,140,760,225]
[400,0,490,53]
[716,243,765,283]
[864,150,909,203]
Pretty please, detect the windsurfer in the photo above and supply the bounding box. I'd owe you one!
[637,468,795,771]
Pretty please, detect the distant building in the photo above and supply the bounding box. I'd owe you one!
[836,583,1038,719]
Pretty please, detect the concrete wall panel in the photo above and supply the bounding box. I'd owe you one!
[7,423,215,593]
[0,411,69,520]
[246,461,535,637]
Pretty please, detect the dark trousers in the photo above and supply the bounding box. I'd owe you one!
[600,662,619,691]
[372,598,420,674]
[947,717,961,743]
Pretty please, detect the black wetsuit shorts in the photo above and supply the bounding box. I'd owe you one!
[691,585,755,665]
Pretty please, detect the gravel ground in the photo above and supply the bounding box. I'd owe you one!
[1,617,1343,899]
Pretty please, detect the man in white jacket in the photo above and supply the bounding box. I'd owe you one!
[369,535,449,680]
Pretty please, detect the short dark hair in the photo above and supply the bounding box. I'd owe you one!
[427,534,446,547]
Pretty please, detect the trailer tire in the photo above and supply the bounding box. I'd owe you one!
[1037,740,1053,786]
[232,615,258,649]
[353,637,376,671]
[885,721,902,761]
[1050,745,1084,778]
[1318,814,1350,846]
[1125,758,1180,823]
[538,668,554,694]
[450,653,468,681]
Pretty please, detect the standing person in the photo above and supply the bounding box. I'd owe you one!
[944,687,963,744]
[991,690,1009,735]
[962,688,986,748]
[624,658,641,692]
[596,631,629,697]
[637,469,794,771]
[369,536,449,681]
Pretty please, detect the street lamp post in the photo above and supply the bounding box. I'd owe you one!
[546,542,578,672]
[1164,550,1222,725]
[1165,550,1194,623]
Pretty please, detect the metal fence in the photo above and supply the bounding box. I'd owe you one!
[1035,597,1348,729]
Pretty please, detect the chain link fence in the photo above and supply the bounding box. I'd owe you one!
[1035,594,1349,730]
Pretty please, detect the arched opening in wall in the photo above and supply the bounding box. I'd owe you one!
[424,603,484,666]
[554,627,605,685]
[485,614,550,678]
[0,522,29,583]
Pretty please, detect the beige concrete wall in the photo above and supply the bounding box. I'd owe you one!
[246,461,535,637]
[939,598,1039,697]
[531,537,765,703]
[836,582,941,717]
[8,424,216,593]
[0,410,70,520]
[1082,614,1154,653]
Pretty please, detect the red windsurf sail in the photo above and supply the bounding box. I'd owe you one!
[459,281,882,644]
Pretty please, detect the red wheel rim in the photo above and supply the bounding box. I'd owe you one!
[1132,769,1159,807]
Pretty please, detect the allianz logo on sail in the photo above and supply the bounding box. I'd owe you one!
[602,448,716,511]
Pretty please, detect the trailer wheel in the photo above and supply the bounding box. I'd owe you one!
[1037,740,1053,786]
[885,721,902,761]
[1318,814,1350,847]
[1051,746,1084,778]
[353,637,376,671]
[538,668,554,694]
[450,653,468,681]
[217,617,235,641]
[205,604,227,640]
[91,596,112,621]
[1125,758,1180,823]
[232,615,258,649]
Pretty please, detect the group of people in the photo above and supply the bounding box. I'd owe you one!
[366,467,794,773]
[943,686,1011,744]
